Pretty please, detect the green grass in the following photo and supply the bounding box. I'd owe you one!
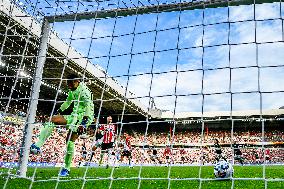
[0,165,283,189]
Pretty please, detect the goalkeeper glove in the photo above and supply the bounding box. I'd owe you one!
[81,117,88,126]
[54,109,63,115]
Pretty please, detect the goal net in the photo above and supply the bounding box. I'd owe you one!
[0,0,284,188]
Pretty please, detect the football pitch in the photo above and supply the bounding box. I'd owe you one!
[0,165,283,189]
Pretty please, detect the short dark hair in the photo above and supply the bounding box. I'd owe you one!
[67,73,81,82]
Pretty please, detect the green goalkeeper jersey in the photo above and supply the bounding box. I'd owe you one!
[59,82,94,125]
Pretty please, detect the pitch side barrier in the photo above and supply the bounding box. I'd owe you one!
[0,162,55,168]
[2,162,282,168]
[69,163,284,167]
[0,115,25,125]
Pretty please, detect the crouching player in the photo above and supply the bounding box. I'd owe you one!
[30,74,94,176]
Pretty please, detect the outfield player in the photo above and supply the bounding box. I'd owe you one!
[78,142,88,167]
[150,146,161,165]
[30,74,94,176]
[98,116,116,168]
[265,148,271,163]
[233,141,244,165]
[201,146,209,165]
[163,145,172,167]
[89,122,104,163]
[120,133,133,168]
[214,139,226,162]
[180,146,186,164]
[252,150,261,164]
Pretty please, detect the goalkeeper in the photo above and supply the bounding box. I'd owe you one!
[31,74,94,176]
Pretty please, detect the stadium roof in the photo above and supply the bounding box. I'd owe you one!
[0,0,149,118]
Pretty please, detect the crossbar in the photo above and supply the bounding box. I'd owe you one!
[46,0,278,22]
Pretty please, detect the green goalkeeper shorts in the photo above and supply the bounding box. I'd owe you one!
[63,113,85,132]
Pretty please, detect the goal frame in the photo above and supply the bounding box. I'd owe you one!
[14,0,282,179]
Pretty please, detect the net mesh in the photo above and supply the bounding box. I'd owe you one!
[0,0,284,188]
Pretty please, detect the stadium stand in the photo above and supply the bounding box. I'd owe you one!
[0,112,283,167]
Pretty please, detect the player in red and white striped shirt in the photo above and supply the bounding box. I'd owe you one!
[163,146,172,167]
[120,133,133,168]
[265,148,271,163]
[100,122,116,144]
[99,116,116,168]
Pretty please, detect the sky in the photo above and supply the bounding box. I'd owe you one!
[44,1,284,113]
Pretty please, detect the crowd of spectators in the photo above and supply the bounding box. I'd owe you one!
[131,130,284,146]
[0,115,284,166]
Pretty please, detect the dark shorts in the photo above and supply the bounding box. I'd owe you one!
[215,153,223,160]
[216,150,222,155]
[101,142,113,151]
[234,155,242,160]
[166,156,170,160]
[150,155,158,160]
[122,150,131,157]
[82,153,87,159]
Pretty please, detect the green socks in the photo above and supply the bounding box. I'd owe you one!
[36,121,75,172]
[99,153,104,165]
[35,122,55,148]
[64,141,75,171]
[36,122,75,172]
